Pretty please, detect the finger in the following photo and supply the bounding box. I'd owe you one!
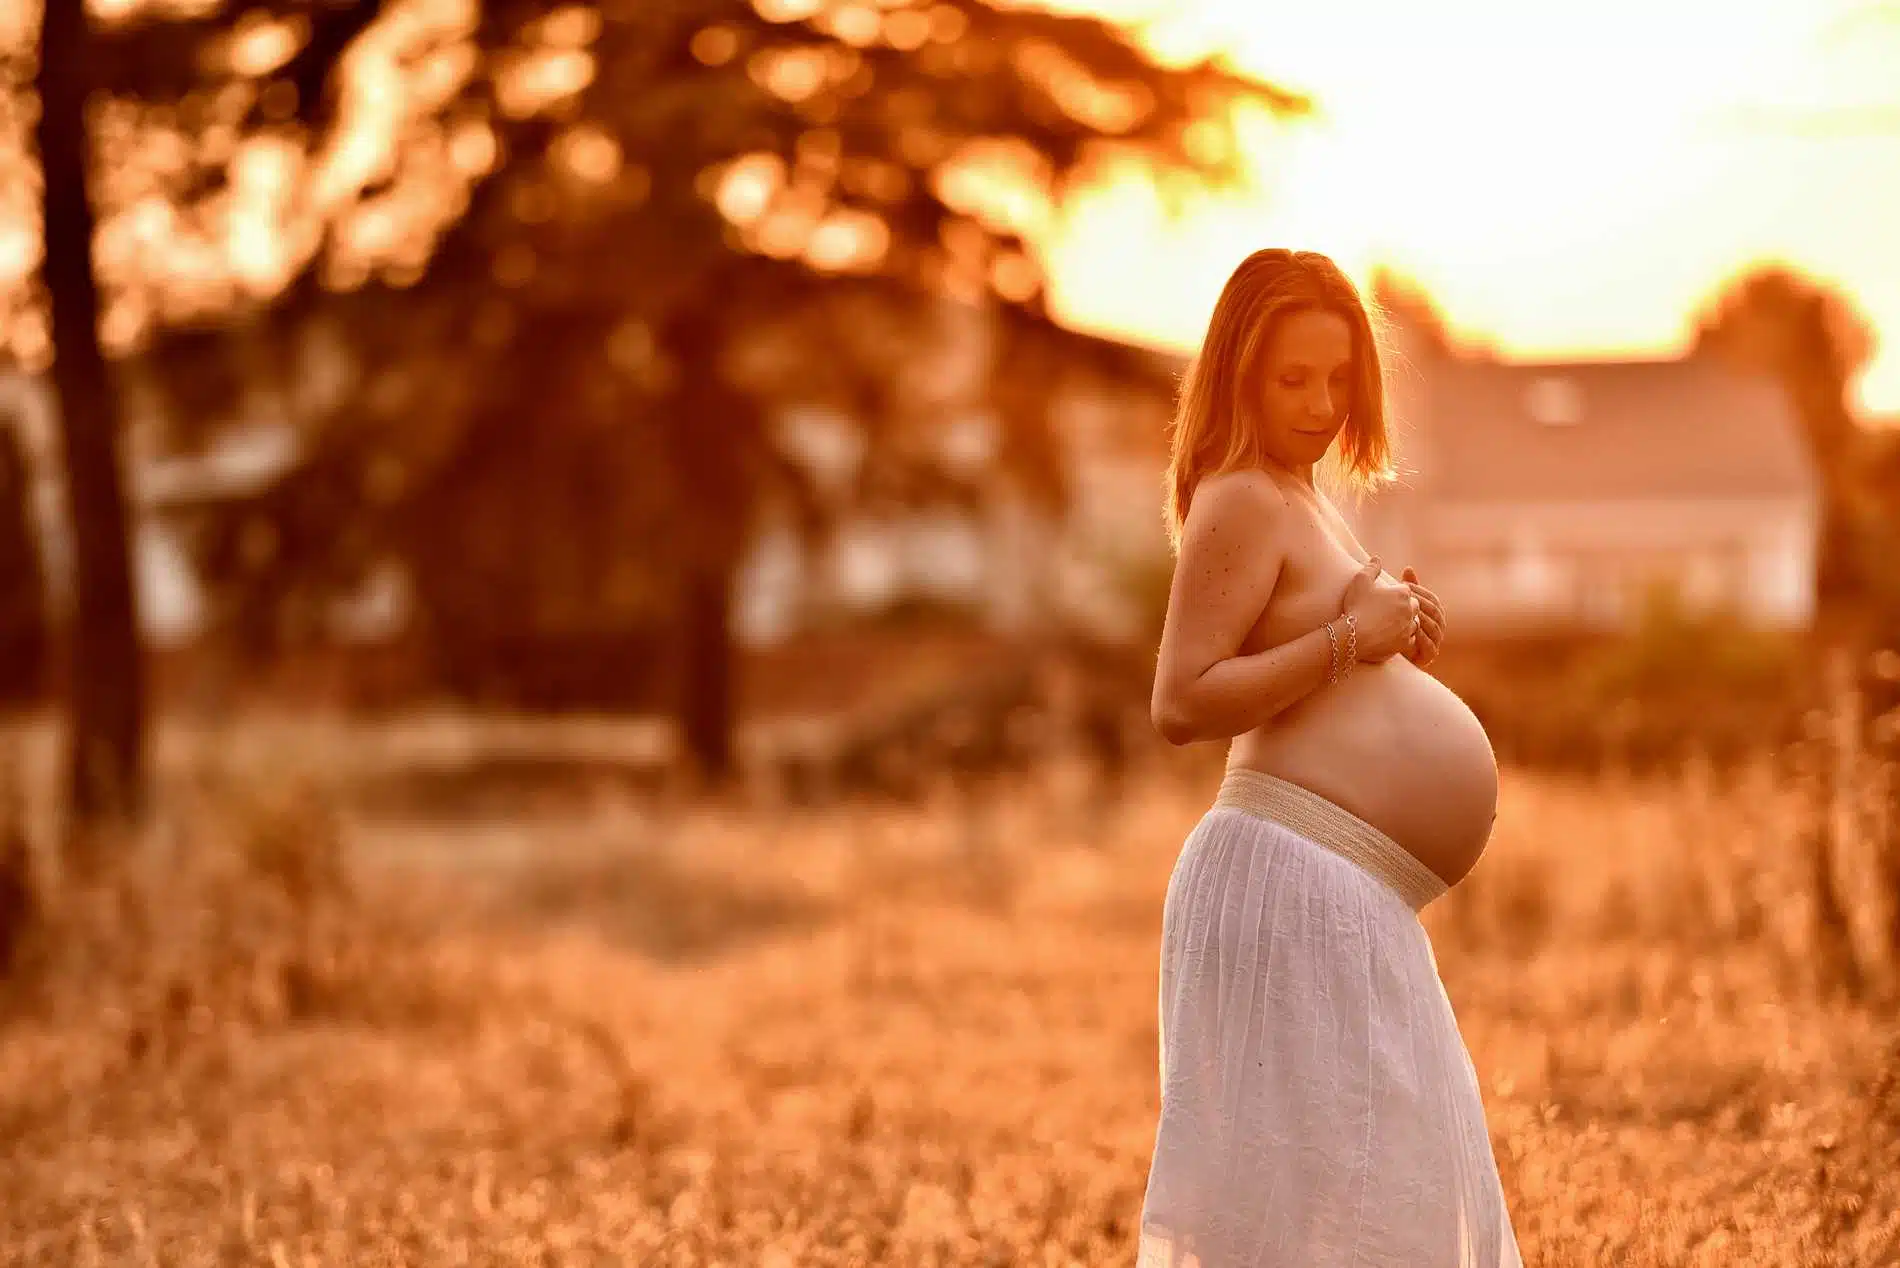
[1413,591,1445,625]
[1402,566,1419,584]
[1363,555,1381,577]
[1405,580,1442,613]
[1417,611,1443,645]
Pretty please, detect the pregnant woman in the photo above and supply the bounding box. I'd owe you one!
[1138,249,1521,1267]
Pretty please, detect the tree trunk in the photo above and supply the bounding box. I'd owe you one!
[677,563,734,783]
[36,0,147,825]
[0,429,46,708]
[662,292,757,789]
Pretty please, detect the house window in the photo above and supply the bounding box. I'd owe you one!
[1431,548,1505,613]
[1578,562,1625,627]
[1682,547,1740,610]
[1506,531,1555,601]
[1525,375,1584,427]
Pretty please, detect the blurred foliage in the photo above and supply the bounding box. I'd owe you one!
[1442,590,1815,773]
[1098,529,1174,644]
[43,0,1302,774]
[1860,427,1900,621]
[1565,585,1800,703]
[1367,266,1456,358]
[1102,522,1834,773]
[1694,265,1882,607]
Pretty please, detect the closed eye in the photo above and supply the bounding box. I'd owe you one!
[1281,367,1352,389]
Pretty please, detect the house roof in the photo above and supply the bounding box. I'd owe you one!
[1403,352,1819,504]
[994,308,1188,400]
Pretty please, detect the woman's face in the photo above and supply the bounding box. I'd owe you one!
[1256,307,1355,469]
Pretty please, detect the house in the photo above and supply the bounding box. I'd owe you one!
[743,300,1823,645]
[1345,324,1821,634]
[733,298,1184,646]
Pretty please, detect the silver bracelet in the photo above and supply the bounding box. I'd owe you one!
[1322,620,1339,684]
[1342,613,1358,677]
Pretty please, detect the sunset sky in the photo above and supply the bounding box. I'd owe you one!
[4,0,1891,420]
[1035,0,1900,416]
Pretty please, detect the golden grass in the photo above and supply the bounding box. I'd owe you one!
[0,724,1897,1266]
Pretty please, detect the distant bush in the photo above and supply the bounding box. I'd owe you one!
[1103,542,1175,645]
[1566,586,1800,702]
[1442,588,1814,772]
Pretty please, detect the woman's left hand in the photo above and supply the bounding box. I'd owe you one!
[1401,567,1445,668]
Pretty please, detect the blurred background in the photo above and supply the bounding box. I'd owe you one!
[2,0,1900,1264]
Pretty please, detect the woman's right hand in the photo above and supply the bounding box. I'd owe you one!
[1339,556,1419,663]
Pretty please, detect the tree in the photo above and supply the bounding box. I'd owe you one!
[1693,266,1878,606]
[36,0,147,824]
[1368,266,1454,360]
[142,0,1305,782]
[19,0,1304,787]
[14,0,399,825]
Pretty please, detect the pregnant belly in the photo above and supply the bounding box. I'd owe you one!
[1231,660,1501,886]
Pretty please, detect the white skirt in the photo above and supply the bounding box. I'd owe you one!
[1137,769,1522,1268]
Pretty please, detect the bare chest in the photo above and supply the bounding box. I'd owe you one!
[1238,500,1372,655]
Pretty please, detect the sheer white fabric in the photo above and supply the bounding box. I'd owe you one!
[1137,803,1522,1268]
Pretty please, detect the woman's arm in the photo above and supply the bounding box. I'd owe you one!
[1150,471,1347,746]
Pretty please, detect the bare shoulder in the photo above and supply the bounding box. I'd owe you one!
[1182,468,1292,549]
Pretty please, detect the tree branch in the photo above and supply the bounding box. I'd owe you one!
[84,0,385,119]
[288,0,386,127]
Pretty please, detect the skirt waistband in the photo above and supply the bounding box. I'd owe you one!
[1214,767,1449,913]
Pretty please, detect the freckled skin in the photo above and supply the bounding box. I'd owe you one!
[1152,310,1499,883]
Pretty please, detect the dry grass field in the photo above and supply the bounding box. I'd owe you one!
[1,712,1898,1266]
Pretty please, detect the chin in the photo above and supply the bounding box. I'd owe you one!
[1267,433,1337,468]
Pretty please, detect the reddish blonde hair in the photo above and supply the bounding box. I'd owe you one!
[1163,249,1395,551]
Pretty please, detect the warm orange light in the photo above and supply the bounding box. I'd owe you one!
[225,13,304,77]
[926,4,969,44]
[884,9,931,51]
[557,126,623,185]
[1023,0,1900,415]
[990,251,1041,303]
[824,4,881,49]
[411,44,479,114]
[754,0,823,22]
[749,46,831,104]
[495,49,596,118]
[449,120,499,178]
[537,6,599,49]
[716,153,788,226]
[806,208,889,273]
[754,211,815,261]
[691,25,741,68]
[0,226,41,286]
[0,0,1890,421]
